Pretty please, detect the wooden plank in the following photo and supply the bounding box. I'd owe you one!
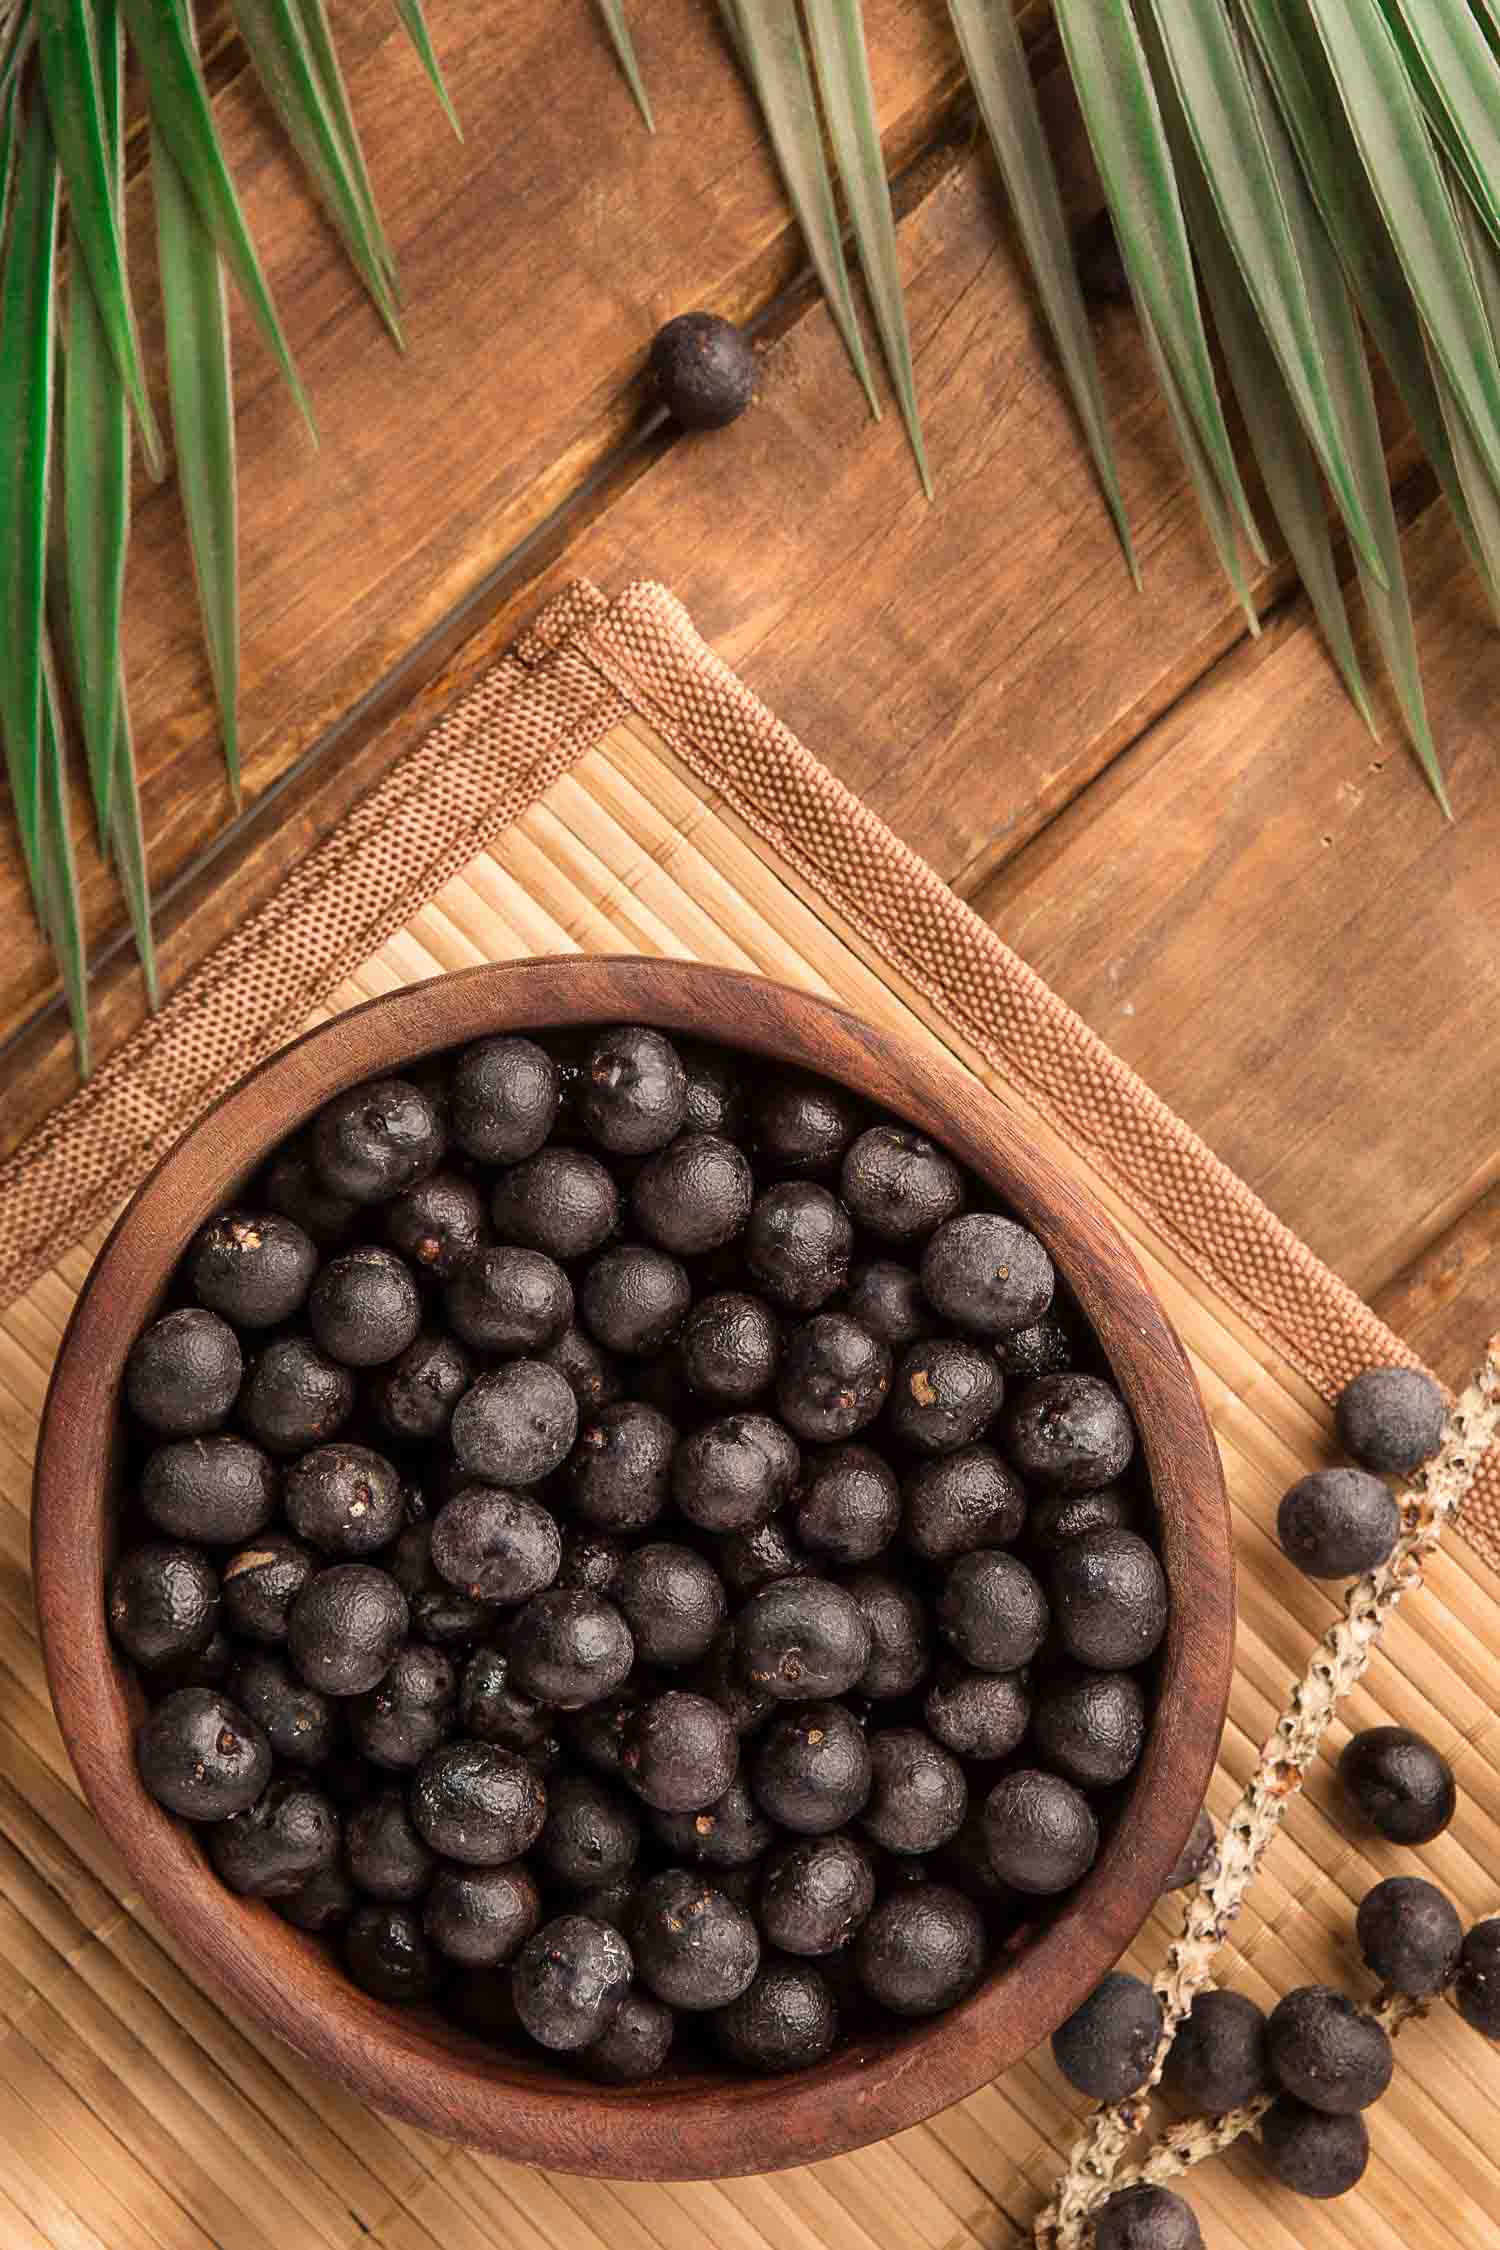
[977,496,1500,1305]
[1375,1188,1500,1388]
[0,0,965,1048]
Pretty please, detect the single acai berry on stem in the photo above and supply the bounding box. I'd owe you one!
[208,1777,339,1899]
[566,1400,675,1530]
[579,1025,688,1154]
[311,1077,444,1204]
[751,1702,872,1833]
[1335,1364,1445,1475]
[108,1542,219,1670]
[1277,1468,1400,1580]
[650,311,757,431]
[237,1335,354,1457]
[776,1313,891,1444]
[1455,1919,1500,2038]
[735,1577,872,1701]
[630,1133,754,1256]
[621,1689,739,1812]
[630,1870,761,2009]
[424,1862,541,1967]
[982,1769,1099,1894]
[1265,1985,1392,2113]
[854,1882,986,2016]
[840,1126,964,1244]
[220,1531,317,1645]
[859,1727,966,1855]
[429,1486,561,1604]
[383,1171,483,1279]
[308,1246,422,1368]
[1004,1371,1135,1491]
[673,1412,800,1532]
[1092,2184,1205,2250]
[1259,2097,1369,2198]
[919,1213,1054,1336]
[188,1209,317,1329]
[759,1831,877,1956]
[677,1290,780,1405]
[1166,1988,1270,2113]
[410,1740,547,1862]
[1356,1875,1462,1997]
[1339,1724,1456,1844]
[903,1444,1026,1562]
[888,1339,1004,1454]
[578,1986,676,2083]
[513,1914,634,2050]
[614,1542,727,1668]
[445,1245,572,1356]
[1049,1528,1168,1670]
[938,1550,1049,1674]
[753,1072,861,1175]
[287,1563,408,1695]
[284,1442,406,1557]
[506,1587,635,1707]
[127,1307,243,1436]
[745,1182,853,1312]
[714,1956,839,2073]
[1051,1971,1163,2101]
[140,1434,278,1546]
[344,1903,438,2004]
[578,1243,692,1357]
[136,1686,271,1820]
[923,1662,1029,1760]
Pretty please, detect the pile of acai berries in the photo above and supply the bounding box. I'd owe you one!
[106,1022,1173,2083]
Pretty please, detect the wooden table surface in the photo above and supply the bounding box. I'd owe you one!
[3,0,1496,1394]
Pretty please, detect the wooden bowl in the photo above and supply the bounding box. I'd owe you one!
[34,958,1232,2180]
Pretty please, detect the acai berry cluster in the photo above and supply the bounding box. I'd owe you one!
[106,1022,1170,2083]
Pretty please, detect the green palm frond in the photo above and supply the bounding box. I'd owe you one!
[0,0,454,1073]
[593,0,653,132]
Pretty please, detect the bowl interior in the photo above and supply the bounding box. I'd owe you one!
[33,958,1233,2178]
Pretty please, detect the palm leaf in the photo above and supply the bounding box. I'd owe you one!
[153,120,241,806]
[594,0,654,132]
[1052,0,1262,560]
[720,0,879,417]
[294,0,399,292]
[122,0,315,433]
[1381,0,1500,255]
[0,70,19,244]
[0,96,61,897]
[108,672,160,1011]
[1140,308,1260,635]
[947,0,1135,580]
[804,0,932,497]
[394,0,463,140]
[36,0,164,475]
[232,0,404,342]
[38,646,90,1077]
[1142,0,1384,586]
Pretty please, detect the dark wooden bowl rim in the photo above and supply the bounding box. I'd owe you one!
[33,958,1233,2179]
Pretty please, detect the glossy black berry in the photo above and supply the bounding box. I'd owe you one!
[681,1043,744,1138]
[425,1861,541,1966]
[515,1914,634,2050]
[372,1331,473,1443]
[677,1290,780,1406]
[714,1956,838,2073]
[566,1400,675,1530]
[1335,1365,1445,1475]
[1278,1469,1400,1580]
[539,1324,622,1414]
[579,1243,691,1356]
[137,1686,271,1820]
[189,1210,317,1329]
[753,1074,861,1176]
[108,1543,219,1669]
[230,1650,339,1767]
[221,1531,317,1645]
[938,1550,1048,1673]
[140,1436,278,1546]
[263,1139,358,1247]
[383,1171,483,1279]
[1167,1988,1270,2113]
[745,1182,853,1313]
[904,1445,1026,1561]
[238,1335,354,1457]
[920,1214,1054,1337]
[430,1487,561,1605]
[982,1769,1099,1894]
[449,1036,559,1164]
[840,1127,963,1245]
[209,1778,339,1898]
[1259,2098,1369,2198]
[631,1133,754,1255]
[446,1246,572,1355]
[631,1871,760,2009]
[410,1740,547,1863]
[651,1774,772,1868]
[1028,1483,1136,1552]
[344,1903,438,2003]
[455,1648,552,1763]
[277,1863,358,1934]
[1005,1372,1135,1491]
[621,1689,738,1812]
[751,1702,871,1833]
[1161,1806,1216,1893]
[1050,1529,1168,1669]
[579,1025,688,1154]
[1030,1669,1147,1787]
[673,1412,800,1532]
[888,1339,1003,1454]
[845,1260,935,1351]
[924,1662,1029,1760]
[777,1314,891,1443]
[287,1564,408,1696]
[1052,1972,1163,2100]
[285,1442,406,1556]
[717,1517,810,1599]
[1455,1919,1500,2038]
[1356,1875,1461,1997]
[311,1078,444,1204]
[348,1641,456,1770]
[614,1543,726,1668]
[760,1831,876,1955]
[995,1314,1075,1382]
[1339,1724,1455,1843]
[491,1146,620,1261]
[507,1588,635,1707]
[577,1985,675,2082]
[391,1524,492,1646]
[1093,2185,1204,2250]
[860,1728,966,1855]
[650,311,757,429]
[127,1308,242,1436]
[846,1569,932,1699]
[854,1882,986,2016]
[540,1772,642,1890]
[736,1577,871,1700]
[1266,1986,1392,2113]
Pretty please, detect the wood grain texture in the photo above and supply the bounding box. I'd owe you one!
[979,498,1500,1307]
[33,958,1232,2180]
[1376,1188,1500,1390]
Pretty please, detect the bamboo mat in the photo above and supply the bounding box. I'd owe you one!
[2,580,1499,2247]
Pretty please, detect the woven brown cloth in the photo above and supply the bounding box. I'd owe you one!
[3,580,1498,2250]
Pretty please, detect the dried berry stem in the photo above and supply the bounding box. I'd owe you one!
[1036,1339,1500,2249]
